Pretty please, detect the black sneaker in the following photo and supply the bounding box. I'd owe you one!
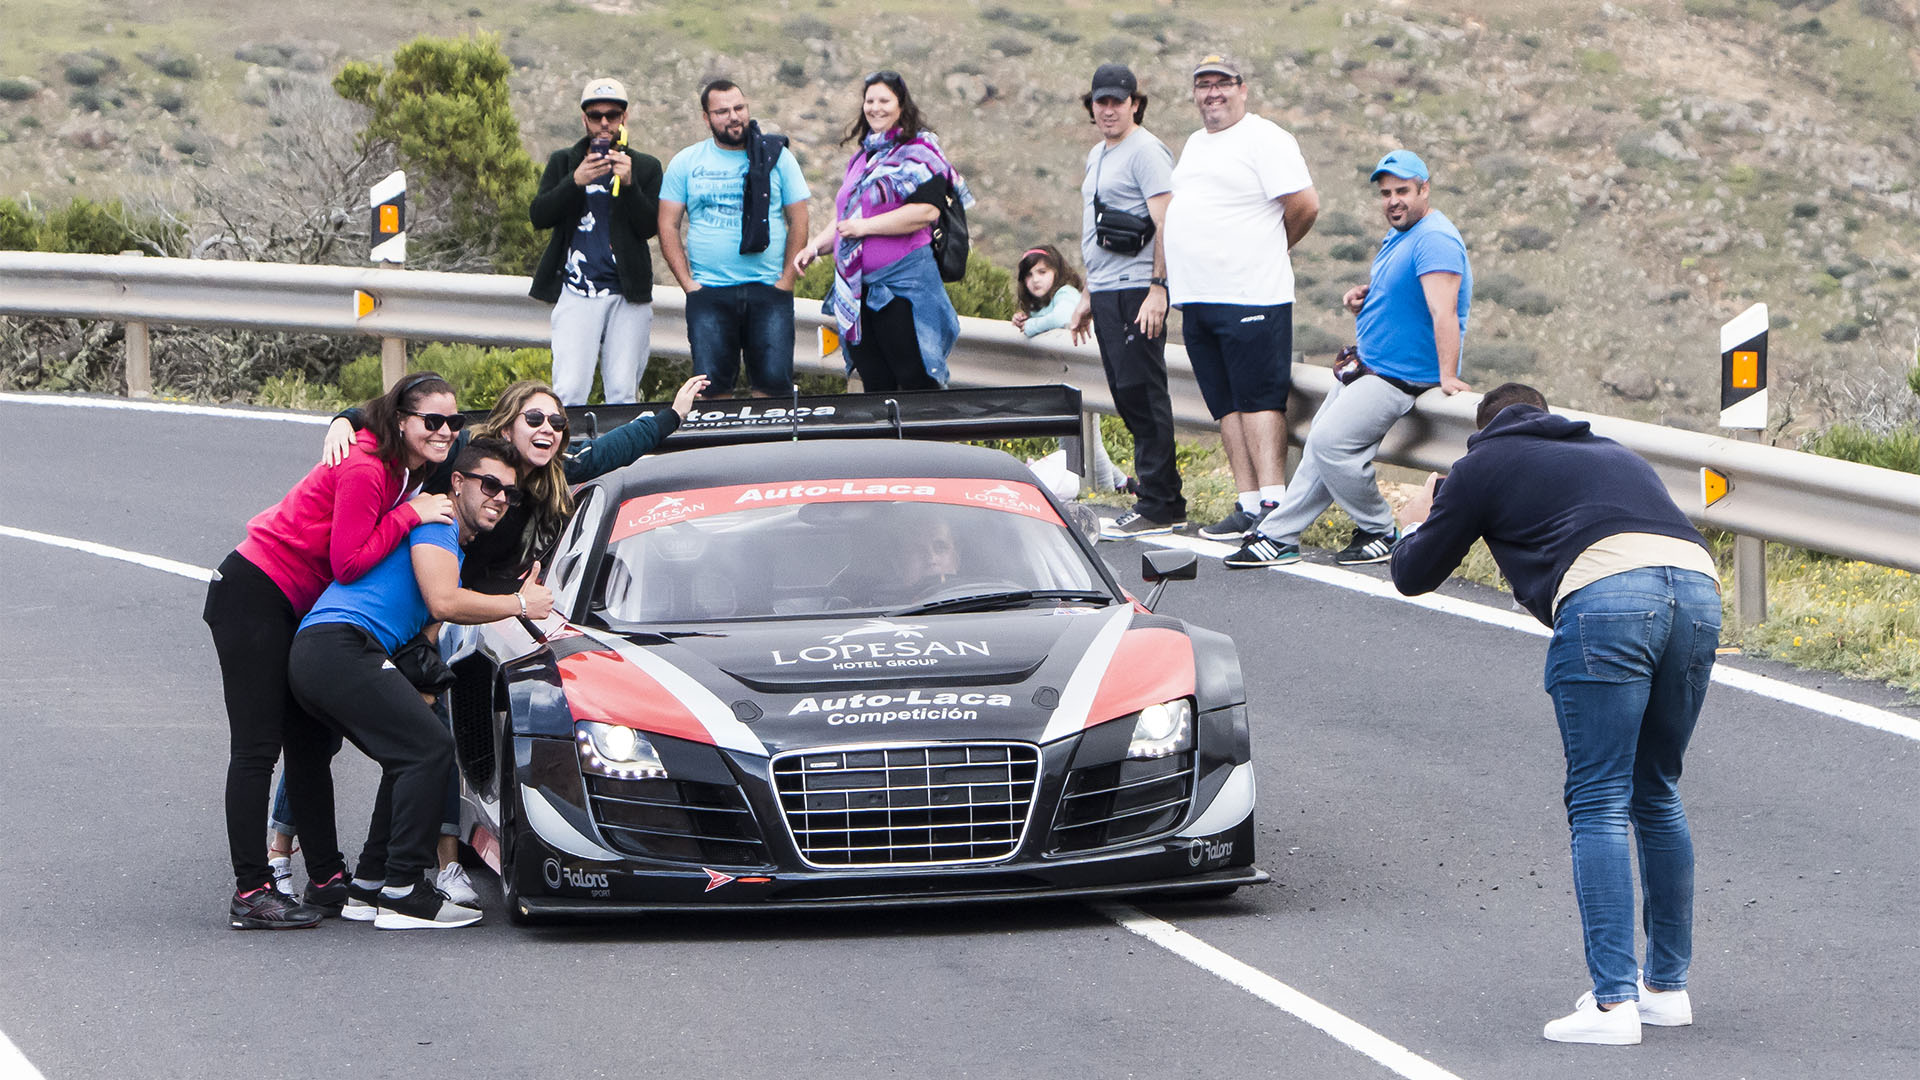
[1101,508,1185,540]
[1223,534,1300,568]
[1197,505,1258,541]
[373,879,482,931]
[302,870,350,917]
[1335,527,1398,565]
[340,879,383,923]
[229,884,323,930]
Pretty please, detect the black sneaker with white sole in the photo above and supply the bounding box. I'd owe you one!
[1335,527,1398,565]
[1101,508,1185,540]
[340,880,383,923]
[373,879,482,930]
[1197,505,1258,541]
[1223,535,1300,568]
[301,870,350,917]
[229,885,323,930]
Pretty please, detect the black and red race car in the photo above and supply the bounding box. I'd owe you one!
[442,388,1263,920]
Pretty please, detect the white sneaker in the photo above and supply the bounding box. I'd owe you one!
[268,856,296,898]
[1543,993,1641,1045]
[1637,978,1693,1027]
[436,863,480,907]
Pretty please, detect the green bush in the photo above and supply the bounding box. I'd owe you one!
[1802,423,1920,475]
[0,77,37,101]
[0,196,180,255]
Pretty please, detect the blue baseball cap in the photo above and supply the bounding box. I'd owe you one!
[1370,149,1430,183]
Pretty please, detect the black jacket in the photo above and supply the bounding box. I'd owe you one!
[529,135,664,304]
[1389,404,1708,626]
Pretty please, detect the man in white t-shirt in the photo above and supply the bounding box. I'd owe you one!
[1163,54,1319,541]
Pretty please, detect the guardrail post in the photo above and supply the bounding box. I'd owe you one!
[380,336,406,391]
[1077,410,1101,496]
[120,251,152,398]
[1732,430,1768,627]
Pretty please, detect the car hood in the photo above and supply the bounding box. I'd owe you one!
[555,605,1197,756]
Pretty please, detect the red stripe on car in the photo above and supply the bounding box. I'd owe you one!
[1085,628,1196,728]
[556,648,716,746]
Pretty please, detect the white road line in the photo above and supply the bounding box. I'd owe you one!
[1133,531,1920,744]
[0,392,329,425]
[0,1029,48,1080]
[1096,902,1464,1080]
[0,525,214,582]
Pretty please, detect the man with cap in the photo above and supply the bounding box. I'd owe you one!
[1065,63,1186,538]
[1224,148,1472,569]
[1163,53,1320,543]
[530,77,665,406]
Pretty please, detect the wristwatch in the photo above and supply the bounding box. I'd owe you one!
[1148,277,1168,288]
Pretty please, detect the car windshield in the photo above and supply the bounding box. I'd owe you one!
[594,478,1110,623]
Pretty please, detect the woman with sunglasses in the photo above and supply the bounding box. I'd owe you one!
[205,371,460,929]
[794,69,973,391]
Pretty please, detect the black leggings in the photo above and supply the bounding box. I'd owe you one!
[202,551,345,891]
[288,623,455,887]
[845,298,941,391]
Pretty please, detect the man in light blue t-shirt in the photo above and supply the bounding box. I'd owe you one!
[659,79,811,398]
[1226,148,1473,570]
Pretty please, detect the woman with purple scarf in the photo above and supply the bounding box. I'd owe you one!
[795,70,973,390]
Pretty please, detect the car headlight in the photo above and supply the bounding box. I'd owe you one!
[1126,699,1193,760]
[575,721,668,779]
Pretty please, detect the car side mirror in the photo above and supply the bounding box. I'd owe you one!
[1139,549,1198,611]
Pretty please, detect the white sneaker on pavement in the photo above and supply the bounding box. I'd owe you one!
[268,856,296,898]
[1636,977,1693,1027]
[1543,993,1641,1045]
[436,862,480,907]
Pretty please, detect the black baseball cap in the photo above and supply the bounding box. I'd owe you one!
[1090,63,1138,102]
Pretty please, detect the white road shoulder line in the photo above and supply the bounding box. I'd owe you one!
[0,525,214,582]
[1133,531,1920,743]
[0,392,329,425]
[0,1028,49,1080]
[1096,902,1464,1080]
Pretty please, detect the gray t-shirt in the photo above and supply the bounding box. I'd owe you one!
[1080,127,1175,293]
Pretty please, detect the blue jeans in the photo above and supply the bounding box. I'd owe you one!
[1545,566,1721,1004]
[685,282,795,395]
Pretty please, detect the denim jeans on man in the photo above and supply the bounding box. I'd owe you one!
[686,282,796,395]
[1545,566,1720,1004]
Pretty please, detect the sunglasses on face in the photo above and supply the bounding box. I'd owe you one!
[402,410,468,433]
[584,108,624,122]
[457,470,524,506]
[521,408,568,432]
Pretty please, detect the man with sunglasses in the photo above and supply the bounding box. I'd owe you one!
[288,439,556,929]
[531,77,665,406]
[1163,53,1319,542]
[659,79,810,399]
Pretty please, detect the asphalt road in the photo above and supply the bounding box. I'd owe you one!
[1,395,1915,1080]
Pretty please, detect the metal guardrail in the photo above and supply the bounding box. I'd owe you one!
[4,250,1917,575]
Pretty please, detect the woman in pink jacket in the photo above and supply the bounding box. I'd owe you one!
[203,371,461,929]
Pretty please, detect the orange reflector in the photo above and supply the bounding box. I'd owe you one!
[1702,467,1730,507]
[1730,350,1758,389]
[354,289,376,319]
[378,203,400,233]
[735,876,772,884]
[818,325,840,357]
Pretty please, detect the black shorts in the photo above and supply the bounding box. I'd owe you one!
[1181,302,1293,419]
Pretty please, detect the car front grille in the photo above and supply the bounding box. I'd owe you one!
[584,775,768,866]
[772,743,1040,868]
[1047,752,1194,855]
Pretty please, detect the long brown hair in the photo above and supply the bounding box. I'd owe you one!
[1015,245,1082,314]
[358,371,455,467]
[476,381,575,564]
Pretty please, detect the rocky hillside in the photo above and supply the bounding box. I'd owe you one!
[4,0,1920,434]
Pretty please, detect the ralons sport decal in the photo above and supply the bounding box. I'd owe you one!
[610,478,1062,540]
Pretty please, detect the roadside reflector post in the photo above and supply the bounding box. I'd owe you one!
[119,249,152,398]
[1719,303,1769,627]
[1077,410,1100,495]
[370,171,408,389]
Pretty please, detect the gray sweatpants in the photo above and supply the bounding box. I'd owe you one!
[1257,374,1419,542]
[550,290,652,405]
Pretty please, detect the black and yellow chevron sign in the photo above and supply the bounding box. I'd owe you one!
[1719,302,1767,429]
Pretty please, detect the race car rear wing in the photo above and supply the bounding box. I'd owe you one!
[559,384,1085,453]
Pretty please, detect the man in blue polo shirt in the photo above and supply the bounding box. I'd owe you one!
[659,79,811,399]
[287,439,554,930]
[1226,148,1472,568]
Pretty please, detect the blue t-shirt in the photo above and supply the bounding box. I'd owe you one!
[660,139,810,287]
[1354,209,1472,384]
[299,522,463,654]
[565,179,621,297]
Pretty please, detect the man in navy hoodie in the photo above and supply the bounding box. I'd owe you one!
[1390,382,1722,1046]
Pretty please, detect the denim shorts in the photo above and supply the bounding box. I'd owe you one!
[1180,302,1293,419]
[685,281,797,395]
